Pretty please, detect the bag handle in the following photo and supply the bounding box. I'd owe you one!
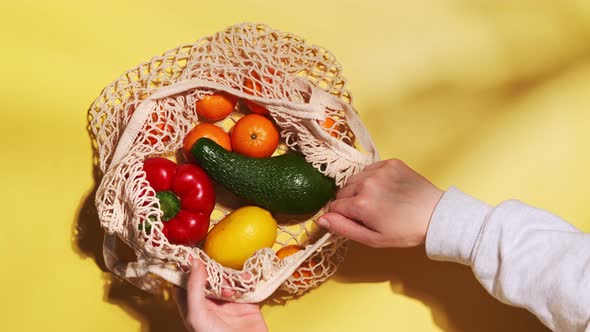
[108,78,379,171]
[103,77,379,301]
[103,231,335,302]
[103,232,188,292]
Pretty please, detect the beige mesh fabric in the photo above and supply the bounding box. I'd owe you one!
[88,23,379,303]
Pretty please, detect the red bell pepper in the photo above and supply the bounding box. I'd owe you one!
[142,157,215,246]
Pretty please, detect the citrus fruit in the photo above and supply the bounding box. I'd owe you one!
[276,244,305,259]
[196,93,237,121]
[320,117,340,138]
[147,112,175,145]
[231,114,279,158]
[183,123,231,159]
[128,105,175,145]
[204,206,278,270]
[276,244,315,286]
[245,100,268,115]
[243,69,276,115]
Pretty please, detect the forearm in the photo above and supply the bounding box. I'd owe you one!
[426,187,590,331]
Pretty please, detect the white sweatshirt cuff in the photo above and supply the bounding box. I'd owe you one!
[425,187,492,265]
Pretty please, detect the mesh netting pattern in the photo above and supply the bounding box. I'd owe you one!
[89,23,378,303]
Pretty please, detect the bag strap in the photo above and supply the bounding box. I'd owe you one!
[102,77,379,301]
[103,231,335,302]
[103,233,188,292]
[108,78,379,171]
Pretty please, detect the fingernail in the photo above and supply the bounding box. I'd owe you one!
[317,217,329,228]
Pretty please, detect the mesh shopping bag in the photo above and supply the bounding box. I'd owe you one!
[88,23,379,303]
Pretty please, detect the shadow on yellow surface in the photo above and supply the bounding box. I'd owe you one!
[361,53,590,177]
[326,55,590,332]
[330,79,511,331]
[73,166,107,272]
[103,276,186,332]
[73,151,187,332]
[68,27,590,332]
[69,78,560,332]
[335,243,550,332]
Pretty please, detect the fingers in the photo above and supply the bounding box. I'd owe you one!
[336,182,358,199]
[318,212,383,247]
[328,197,360,220]
[345,159,403,187]
[337,159,401,199]
[220,270,252,298]
[362,160,387,172]
[329,196,377,222]
[343,171,369,187]
[186,258,244,302]
[345,161,386,185]
[220,277,238,298]
[186,259,207,313]
[221,288,235,298]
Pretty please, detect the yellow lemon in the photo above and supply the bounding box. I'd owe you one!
[204,206,278,270]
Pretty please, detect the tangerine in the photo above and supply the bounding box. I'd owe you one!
[243,69,277,115]
[276,244,304,259]
[276,245,315,286]
[128,105,175,145]
[183,123,231,160]
[231,114,279,158]
[196,93,237,121]
[320,117,341,138]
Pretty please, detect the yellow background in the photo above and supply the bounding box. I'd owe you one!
[2,0,590,331]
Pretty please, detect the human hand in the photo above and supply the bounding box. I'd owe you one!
[319,159,443,248]
[173,259,268,332]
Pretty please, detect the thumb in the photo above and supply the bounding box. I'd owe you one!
[186,259,208,314]
[318,212,382,247]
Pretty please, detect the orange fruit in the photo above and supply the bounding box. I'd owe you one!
[128,105,175,145]
[245,99,269,115]
[196,93,237,121]
[276,245,315,286]
[244,69,277,115]
[183,123,231,160]
[148,113,175,145]
[276,244,305,259]
[231,114,279,158]
[320,117,340,138]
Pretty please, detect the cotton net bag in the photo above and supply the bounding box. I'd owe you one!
[89,23,379,303]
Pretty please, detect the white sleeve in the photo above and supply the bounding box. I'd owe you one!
[425,187,590,332]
